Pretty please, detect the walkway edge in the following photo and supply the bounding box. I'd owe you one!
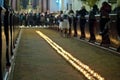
[74,37,120,55]
[3,29,23,80]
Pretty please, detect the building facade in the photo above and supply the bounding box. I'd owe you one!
[10,0,119,13]
[48,0,118,13]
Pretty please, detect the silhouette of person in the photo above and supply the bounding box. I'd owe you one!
[78,6,88,39]
[89,4,99,42]
[100,2,111,47]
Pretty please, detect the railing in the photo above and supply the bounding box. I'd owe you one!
[51,13,120,52]
[84,14,119,49]
[0,7,21,80]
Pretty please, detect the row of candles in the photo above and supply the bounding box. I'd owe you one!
[36,30,105,80]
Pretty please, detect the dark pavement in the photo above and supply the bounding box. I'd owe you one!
[10,28,120,80]
[10,28,85,80]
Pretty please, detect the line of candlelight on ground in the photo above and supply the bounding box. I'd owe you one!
[36,31,104,80]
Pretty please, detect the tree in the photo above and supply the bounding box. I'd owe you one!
[86,0,97,8]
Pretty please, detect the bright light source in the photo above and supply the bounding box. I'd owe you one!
[36,31,105,80]
[56,0,59,3]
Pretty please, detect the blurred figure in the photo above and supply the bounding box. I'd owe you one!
[68,10,74,36]
[44,12,49,27]
[99,1,111,47]
[79,6,88,39]
[88,4,99,42]
[59,10,69,37]
[114,4,120,40]
[49,13,53,27]
[62,12,69,37]
[25,13,28,27]
[19,13,24,26]
[28,12,33,27]
[73,10,79,37]
[59,10,64,32]
[33,13,37,26]
[36,13,41,26]
[114,4,120,51]
[40,14,45,26]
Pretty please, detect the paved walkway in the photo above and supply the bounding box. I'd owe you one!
[10,28,120,80]
[10,28,85,80]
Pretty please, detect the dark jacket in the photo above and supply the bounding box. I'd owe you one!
[100,2,111,18]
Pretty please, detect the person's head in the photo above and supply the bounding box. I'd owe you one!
[60,10,63,14]
[69,9,74,13]
[81,6,85,10]
[102,1,108,7]
[93,4,98,9]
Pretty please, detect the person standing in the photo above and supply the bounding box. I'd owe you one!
[59,11,64,33]
[62,12,69,37]
[88,4,99,42]
[99,1,111,47]
[68,10,74,36]
[73,10,79,37]
[114,4,120,51]
[79,6,88,39]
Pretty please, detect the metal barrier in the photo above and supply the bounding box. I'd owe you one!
[84,14,120,49]
[51,14,120,52]
[0,6,20,80]
[0,6,3,80]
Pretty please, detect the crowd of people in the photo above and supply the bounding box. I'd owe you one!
[18,1,120,50]
[18,12,56,27]
[57,1,120,49]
